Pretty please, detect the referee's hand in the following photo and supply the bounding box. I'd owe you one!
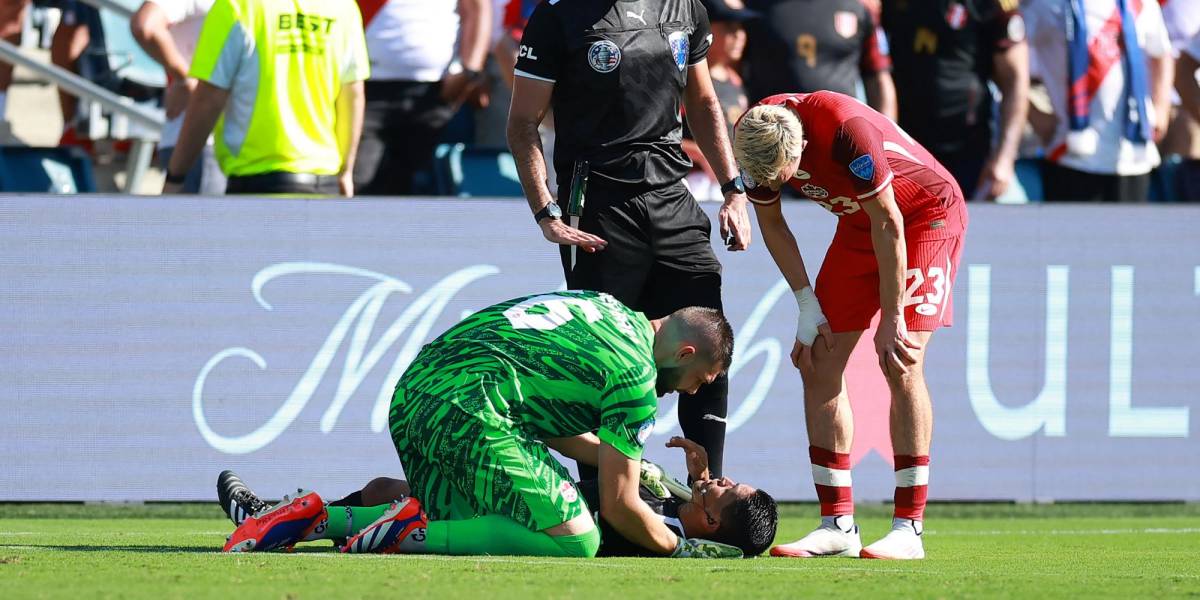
[539,219,608,253]
[719,193,752,251]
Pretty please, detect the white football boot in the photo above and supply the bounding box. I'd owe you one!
[770,516,862,557]
[860,519,925,559]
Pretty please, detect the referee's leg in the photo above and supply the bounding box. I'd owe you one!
[640,181,728,478]
[642,268,728,479]
[559,183,654,480]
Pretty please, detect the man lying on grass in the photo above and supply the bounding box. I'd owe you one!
[217,291,773,558]
[218,436,778,558]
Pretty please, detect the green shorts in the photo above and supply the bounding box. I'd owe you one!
[388,385,586,532]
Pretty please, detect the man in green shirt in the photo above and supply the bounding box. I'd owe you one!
[163,0,369,195]
[224,291,741,558]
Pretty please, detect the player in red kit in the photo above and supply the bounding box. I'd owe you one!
[732,91,967,560]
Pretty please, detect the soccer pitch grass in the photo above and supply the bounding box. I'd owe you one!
[1,503,1197,598]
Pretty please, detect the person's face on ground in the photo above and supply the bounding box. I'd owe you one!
[694,477,755,512]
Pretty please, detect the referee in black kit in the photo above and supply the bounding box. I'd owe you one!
[507,0,752,478]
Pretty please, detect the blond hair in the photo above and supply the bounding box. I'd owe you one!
[733,105,804,186]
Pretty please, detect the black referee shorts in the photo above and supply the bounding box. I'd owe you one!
[559,180,723,318]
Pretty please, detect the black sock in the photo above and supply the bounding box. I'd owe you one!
[677,373,729,479]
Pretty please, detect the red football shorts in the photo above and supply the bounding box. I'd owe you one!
[815,205,967,333]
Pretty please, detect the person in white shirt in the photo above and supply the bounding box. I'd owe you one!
[131,0,226,194]
[1025,0,1174,202]
[352,0,491,195]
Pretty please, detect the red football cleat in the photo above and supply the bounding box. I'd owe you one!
[223,490,325,553]
[341,497,428,554]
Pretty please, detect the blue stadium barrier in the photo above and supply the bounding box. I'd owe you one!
[0,146,96,193]
[433,143,524,198]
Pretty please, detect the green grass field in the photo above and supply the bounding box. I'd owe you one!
[2,503,1198,598]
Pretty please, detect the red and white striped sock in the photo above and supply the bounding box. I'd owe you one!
[893,455,930,523]
[810,446,853,524]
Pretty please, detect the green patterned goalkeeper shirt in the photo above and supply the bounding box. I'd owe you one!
[395,291,659,460]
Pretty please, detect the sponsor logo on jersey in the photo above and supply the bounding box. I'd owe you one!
[588,40,622,73]
[518,45,538,60]
[626,9,647,26]
[637,419,655,445]
[560,481,579,503]
[834,11,858,39]
[849,154,875,181]
[945,3,967,30]
[668,31,689,72]
[800,183,829,199]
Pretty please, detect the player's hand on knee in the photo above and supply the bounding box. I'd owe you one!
[875,317,922,375]
[539,219,608,253]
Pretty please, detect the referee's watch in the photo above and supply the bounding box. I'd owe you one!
[720,175,746,196]
[534,202,563,224]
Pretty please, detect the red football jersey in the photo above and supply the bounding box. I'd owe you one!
[746,91,965,241]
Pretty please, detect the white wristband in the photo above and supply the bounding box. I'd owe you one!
[794,286,828,346]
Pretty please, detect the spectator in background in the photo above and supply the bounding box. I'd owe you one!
[683,0,756,201]
[881,0,1029,201]
[1179,32,1200,122]
[0,0,29,140]
[1161,0,1200,201]
[741,0,896,120]
[351,0,490,195]
[163,0,369,195]
[131,0,225,195]
[1025,0,1173,202]
[46,1,96,149]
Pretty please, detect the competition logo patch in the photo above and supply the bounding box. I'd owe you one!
[588,40,622,73]
[668,31,689,72]
[800,183,829,199]
[945,3,967,30]
[849,154,875,181]
[560,481,579,503]
[1007,14,1026,43]
[636,419,655,445]
[834,11,858,39]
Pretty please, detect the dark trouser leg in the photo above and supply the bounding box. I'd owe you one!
[562,184,653,480]
[640,268,727,479]
[355,81,454,195]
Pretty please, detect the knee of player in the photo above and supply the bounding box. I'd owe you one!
[879,362,924,390]
[551,526,601,558]
[362,477,410,504]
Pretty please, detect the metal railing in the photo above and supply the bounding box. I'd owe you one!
[0,0,163,193]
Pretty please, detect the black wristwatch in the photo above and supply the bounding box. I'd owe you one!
[720,175,746,196]
[534,202,563,224]
[164,170,187,185]
[463,68,486,83]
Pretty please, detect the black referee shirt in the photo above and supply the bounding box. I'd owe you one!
[577,479,687,557]
[881,0,1025,156]
[742,0,891,103]
[514,0,712,188]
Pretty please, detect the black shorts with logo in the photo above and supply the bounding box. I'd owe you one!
[559,180,723,318]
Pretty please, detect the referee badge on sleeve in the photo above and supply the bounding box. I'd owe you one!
[588,40,622,73]
[668,31,689,71]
